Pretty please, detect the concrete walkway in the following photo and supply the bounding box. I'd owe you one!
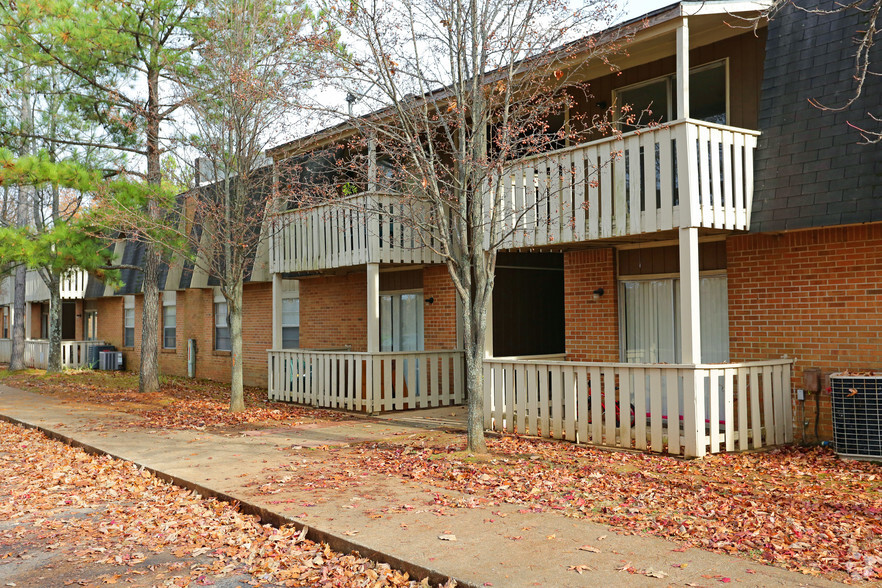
[0,383,840,588]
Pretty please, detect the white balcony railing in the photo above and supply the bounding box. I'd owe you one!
[270,192,444,274]
[487,119,759,249]
[268,349,464,412]
[484,358,793,458]
[0,339,105,369]
[24,270,90,302]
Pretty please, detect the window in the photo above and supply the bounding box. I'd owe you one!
[163,305,176,349]
[215,301,231,351]
[123,296,135,347]
[85,310,98,341]
[380,292,424,352]
[616,60,728,131]
[281,298,300,349]
[619,275,729,364]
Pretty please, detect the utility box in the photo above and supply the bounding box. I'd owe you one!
[830,373,882,460]
[99,351,125,371]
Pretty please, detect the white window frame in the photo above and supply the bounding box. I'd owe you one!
[123,295,135,348]
[214,300,231,351]
[281,296,300,349]
[162,291,176,349]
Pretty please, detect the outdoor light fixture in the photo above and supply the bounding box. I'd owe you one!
[593,288,604,300]
[425,297,435,305]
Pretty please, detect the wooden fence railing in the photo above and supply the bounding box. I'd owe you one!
[0,339,105,370]
[484,358,793,457]
[268,349,464,412]
[486,119,759,249]
[270,192,444,273]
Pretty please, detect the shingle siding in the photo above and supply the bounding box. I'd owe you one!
[752,0,882,232]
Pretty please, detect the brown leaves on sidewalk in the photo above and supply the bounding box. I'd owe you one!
[0,370,349,430]
[314,434,881,583]
[0,420,437,587]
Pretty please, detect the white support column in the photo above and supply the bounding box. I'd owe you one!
[25,302,32,339]
[676,18,690,120]
[272,274,283,350]
[680,226,705,457]
[367,263,380,353]
[483,293,494,358]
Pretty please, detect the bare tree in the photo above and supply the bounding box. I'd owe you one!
[310,0,638,452]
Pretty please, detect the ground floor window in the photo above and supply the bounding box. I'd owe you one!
[620,274,729,363]
[163,305,176,349]
[380,292,423,352]
[85,310,97,341]
[215,301,231,351]
[123,296,135,347]
[281,297,299,349]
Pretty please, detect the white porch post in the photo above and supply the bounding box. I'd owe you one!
[271,274,282,350]
[25,302,32,339]
[680,227,705,458]
[366,263,380,413]
[676,18,689,120]
[483,294,494,358]
[677,18,706,457]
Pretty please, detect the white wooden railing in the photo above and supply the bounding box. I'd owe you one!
[24,270,90,302]
[268,349,464,412]
[270,192,444,273]
[0,339,105,369]
[484,358,793,457]
[487,119,759,249]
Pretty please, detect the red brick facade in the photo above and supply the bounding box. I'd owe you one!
[299,273,368,351]
[299,266,459,351]
[563,249,619,362]
[95,283,272,387]
[728,223,882,441]
[424,265,458,350]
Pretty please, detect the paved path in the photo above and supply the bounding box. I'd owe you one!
[0,384,839,587]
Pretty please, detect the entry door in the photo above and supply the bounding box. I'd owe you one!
[380,292,424,397]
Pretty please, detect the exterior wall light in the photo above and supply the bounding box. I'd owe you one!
[593,288,604,300]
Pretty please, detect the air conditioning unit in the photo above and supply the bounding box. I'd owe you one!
[99,351,124,371]
[87,345,115,370]
[830,373,882,460]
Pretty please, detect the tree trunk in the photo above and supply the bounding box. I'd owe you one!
[464,339,488,454]
[46,273,61,372]
[228,282,245,412]
[9,263,26,371]
[139,245,161,393]
[138,60,162,394]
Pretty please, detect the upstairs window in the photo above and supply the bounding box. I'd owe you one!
[616,60,728,131]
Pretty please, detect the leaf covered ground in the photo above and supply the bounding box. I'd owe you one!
[2,370,880,584]
[0,369,350,430]
[258,434,882,583]
[0,420,447,587]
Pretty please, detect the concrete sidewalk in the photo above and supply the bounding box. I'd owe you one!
[0,383,838,588]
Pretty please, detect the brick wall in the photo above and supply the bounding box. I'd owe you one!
[563,249,619,361]
[424,265,458,350]
[300,273,368,351]
[94,283,272,388]
[728,223,882,441]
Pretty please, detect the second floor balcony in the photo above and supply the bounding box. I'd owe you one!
[269,192,445,274]
[487,118,760,250]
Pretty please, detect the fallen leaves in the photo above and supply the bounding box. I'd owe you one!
[316,434,882,583]
[0,421,442,587]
